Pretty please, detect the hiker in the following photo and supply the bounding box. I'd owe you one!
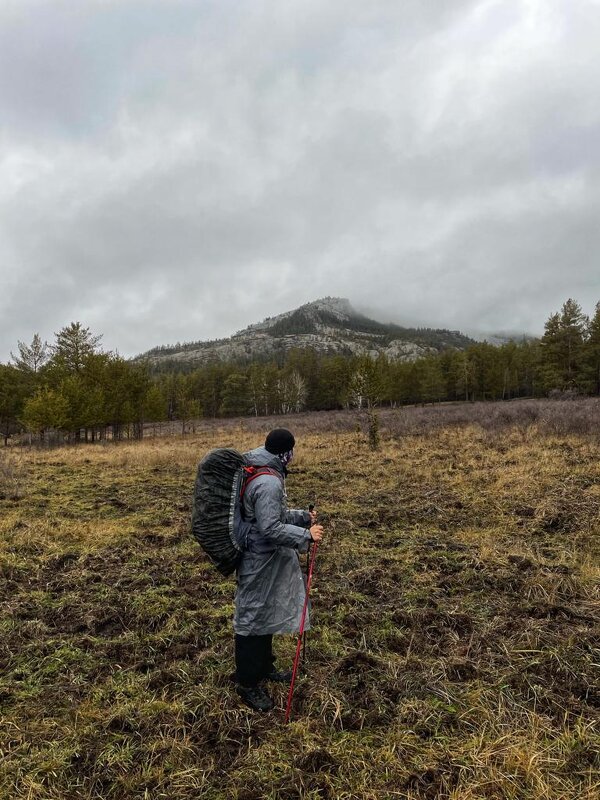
[234,428,324,711]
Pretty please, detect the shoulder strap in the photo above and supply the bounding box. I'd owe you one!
[239,466,282,502]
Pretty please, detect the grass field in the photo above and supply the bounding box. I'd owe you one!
[1,407,599,799]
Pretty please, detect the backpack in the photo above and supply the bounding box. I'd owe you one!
[191,448,280,576]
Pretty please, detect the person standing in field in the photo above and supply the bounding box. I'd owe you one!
[234,428,324,712]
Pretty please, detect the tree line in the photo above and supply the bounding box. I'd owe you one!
[1,299,599,444]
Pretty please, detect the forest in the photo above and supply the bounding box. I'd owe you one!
[1,299,599,444]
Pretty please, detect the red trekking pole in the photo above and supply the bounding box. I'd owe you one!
[284,539,319,723]
[302,504,315,663]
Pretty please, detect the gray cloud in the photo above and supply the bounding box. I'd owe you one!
[1,0,600,361]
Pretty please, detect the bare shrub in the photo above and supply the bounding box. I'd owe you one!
[67,397,600,448]
[538,398,600,437]
[367,409,381,450]
[0,453,24,500]
[548,388,580,401]
[383,399,600,439]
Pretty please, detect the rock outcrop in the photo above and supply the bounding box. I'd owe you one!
[137,297,474,367]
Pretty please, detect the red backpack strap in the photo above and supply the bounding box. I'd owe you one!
[240,466,282,502]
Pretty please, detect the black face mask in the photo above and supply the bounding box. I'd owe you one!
[279,449,294,477]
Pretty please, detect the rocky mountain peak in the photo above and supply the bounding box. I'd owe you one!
[239,296,355,335]
[309,297,354,318]
[137,297,475,368]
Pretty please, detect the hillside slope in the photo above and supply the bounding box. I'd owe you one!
[138,297,475,367]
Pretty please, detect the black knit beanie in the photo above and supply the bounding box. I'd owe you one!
[265,428,295,455]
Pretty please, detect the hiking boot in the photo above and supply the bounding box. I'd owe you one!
[266,669,293,683]
[236,685,274,712]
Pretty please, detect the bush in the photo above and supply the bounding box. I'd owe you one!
[367,409,380,450]
[0,453,24,500]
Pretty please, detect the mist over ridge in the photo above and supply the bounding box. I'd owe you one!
[136,295,477,368]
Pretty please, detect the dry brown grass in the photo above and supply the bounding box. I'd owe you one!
[0,411,598,799]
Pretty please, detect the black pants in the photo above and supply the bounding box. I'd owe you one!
[235,634,275,687]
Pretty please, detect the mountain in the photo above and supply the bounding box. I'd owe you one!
[137,297,476,368]
[467,330,538,346]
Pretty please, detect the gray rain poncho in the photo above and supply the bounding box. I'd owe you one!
[233,446,312,636]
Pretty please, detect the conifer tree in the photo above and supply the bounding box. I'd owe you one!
[221,373,250,416]
[540,300,588,392]
[144,385,168,431]
[11,334,50,374]
[540,311,562,390]
[389,362,420,405]
[420,357,446,404]
[177,397,202,434]
[21,387,69,439]
[454,352,474,401]
[559,298,588,388]
[0,365,30,444]
[261,364,280,415]
[60,374,93,439]
[583,302,600,395]
[316,356,350,409]
[50,322,102,375]
[518,339,542,397]
[196,364,227,418]
[102,357,135,440]
[499,342,520,399]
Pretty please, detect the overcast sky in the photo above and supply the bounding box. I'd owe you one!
[1,0,599,361]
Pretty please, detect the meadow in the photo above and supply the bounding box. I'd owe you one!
[0,401,599,799]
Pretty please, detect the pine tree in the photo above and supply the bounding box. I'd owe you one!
[144,385,168,428]
[11,333,50,374]
[559,298,588,389]
[61,374,93,439]
[261,364,280,415]
[420,357,446,404]
[540,312,562,391]
[583,302,600,395]
[316,356,350,410]
[499,342,520,399]
[102,357,135,440]
[389,362,420,405]
[518,339,543,397]
[465,343,498,400]
[0,366,30,444]
[221,373,250,416]
[454,352,474,401]
[177,397,202,434]
[196,364,227,418]
[21,387,69,438]
[50,322,102,375]
[540,300,588,392]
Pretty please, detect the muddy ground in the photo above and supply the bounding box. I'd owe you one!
[0,420,599,799]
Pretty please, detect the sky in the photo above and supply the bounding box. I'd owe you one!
[1,0,600,361]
